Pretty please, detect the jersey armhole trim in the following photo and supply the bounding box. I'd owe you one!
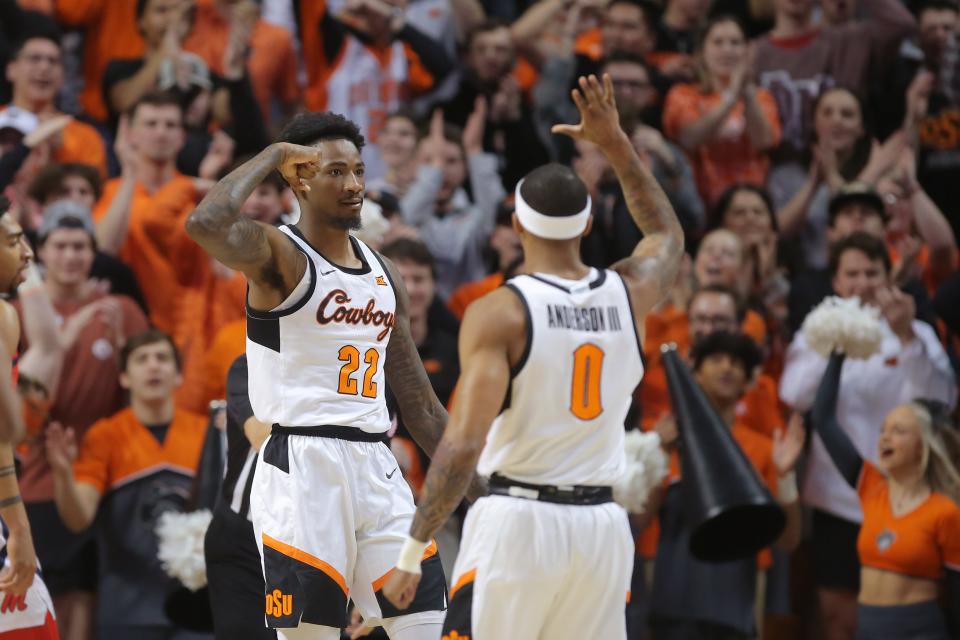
[246,245,318,320]
[617,274,644,357]
[504,283,533,378]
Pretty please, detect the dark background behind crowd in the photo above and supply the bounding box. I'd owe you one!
[1,0,959,638]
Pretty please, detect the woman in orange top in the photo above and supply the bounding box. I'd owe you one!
[662,15,780,209]
[810,352,960,639]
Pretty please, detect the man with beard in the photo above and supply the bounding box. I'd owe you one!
[0,195,57,639]
[186,112,476,639]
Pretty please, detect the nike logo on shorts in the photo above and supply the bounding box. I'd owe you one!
[386,467,398,479]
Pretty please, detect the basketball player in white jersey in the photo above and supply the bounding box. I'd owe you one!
[381,74,685,638]
[186,115,467,639]
[0,199,58,639]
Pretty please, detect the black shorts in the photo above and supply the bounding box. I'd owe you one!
[204,502,276,640]
[26,500,97,594]
[811,509,861,591]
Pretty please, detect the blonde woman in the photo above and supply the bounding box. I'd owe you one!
[809,352,960,640]
[662,15,780,208]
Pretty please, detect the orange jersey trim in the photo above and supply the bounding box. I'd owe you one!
[262,533,349,595]
[449,568,477,600]
[371,540,438,592]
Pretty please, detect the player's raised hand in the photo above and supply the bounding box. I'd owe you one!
[551,74,626,149]
[381,568,420,610]
[275,143,321,193]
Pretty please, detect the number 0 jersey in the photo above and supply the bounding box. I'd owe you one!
[246,226,397,433]
[477,269,644,486]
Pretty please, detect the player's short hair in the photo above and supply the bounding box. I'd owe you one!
[275,112,365,151]
[691,330,762,375]
[0,196,9,218]
[126,91,184,122]
[380,238,435,275]
[27,163,102,205]
[827,231,891,277]
[519,164,589,217]
[120,329,182,373]
[688,284,746,324]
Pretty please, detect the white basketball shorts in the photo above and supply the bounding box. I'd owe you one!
[443,494,633,640]
[249,430,446,630]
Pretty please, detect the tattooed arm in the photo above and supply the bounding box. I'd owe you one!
[554,75,684,319]
[185,143,316,309]
[381,256,488,501]
[382,286,524,609]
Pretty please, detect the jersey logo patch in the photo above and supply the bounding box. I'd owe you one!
[442,633,469,640]
[376,275,388,286]
[876,529,896,552]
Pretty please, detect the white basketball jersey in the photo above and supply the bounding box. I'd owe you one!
[246,226,396,432]
[477,269,644,486]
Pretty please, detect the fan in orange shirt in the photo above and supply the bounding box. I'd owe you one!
[647,331,802,639]
[53,0,144,124]
[184,0,300,130]
[809,352,960,639]
[3,35,108,176]
[92,93,246,414]
[662,16,780,208]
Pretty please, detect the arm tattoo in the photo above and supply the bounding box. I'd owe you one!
[0,495,22,509]
[606,138,685,300]
[0,465,15,478]
[382,257,447,457]
[409,439,480,541]
[185,146,281,265]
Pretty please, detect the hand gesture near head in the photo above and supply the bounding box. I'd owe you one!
[276,143,321,193]
[552,74,628,151]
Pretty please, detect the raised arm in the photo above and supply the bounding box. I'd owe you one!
[185,143,314,306]
[382,286,521,609]
[554,74,684,317]
[807,351,863,487]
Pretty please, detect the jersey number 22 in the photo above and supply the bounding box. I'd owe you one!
[337,345,380,398]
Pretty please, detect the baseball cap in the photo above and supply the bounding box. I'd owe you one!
[37,200,96,242]
[0,107,39,136]
[828,182,887,225]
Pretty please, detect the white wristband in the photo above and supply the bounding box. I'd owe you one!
[778,470,798,503]
[396,536,429,574]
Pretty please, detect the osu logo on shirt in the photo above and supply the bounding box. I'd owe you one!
[442,633,469,640]
[265,589,293,617]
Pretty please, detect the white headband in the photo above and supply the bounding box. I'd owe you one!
[514,179,591,240]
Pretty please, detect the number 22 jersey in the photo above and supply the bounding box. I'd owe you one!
[477,269,644,487]
[245,226,397,433]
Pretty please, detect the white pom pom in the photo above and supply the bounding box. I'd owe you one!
[613,430,669,513]
[801,296,883,359]
[156,509,213,591]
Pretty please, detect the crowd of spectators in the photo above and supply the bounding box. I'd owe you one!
[1,0,959,638]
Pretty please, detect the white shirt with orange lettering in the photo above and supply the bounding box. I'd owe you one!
[246,226,397,433]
